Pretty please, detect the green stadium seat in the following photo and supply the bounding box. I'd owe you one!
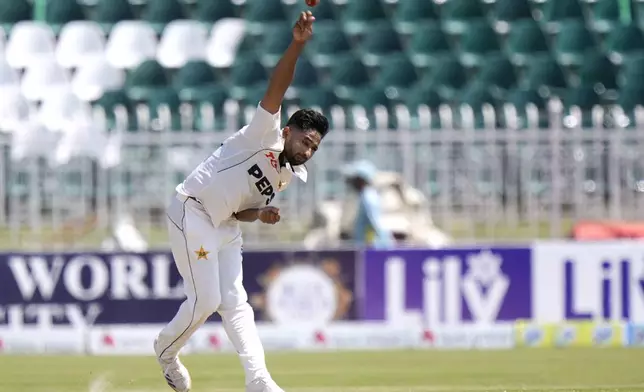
[145,88,182,131]
[522,57,568,94]
[229,55,268,100]
[329,55,370,99]
[374,55,418,100]
[174,60,217,101]
[0,0,32,32]
[455,82,498,130]
[589,0,620,33]
[342,0,387,36]
[194,0,236,24]
[506,19,549,66]
[126,60,170,101]
[299,86,339,112]
[492,0,533,30]
[605,24,644,64]
[554,21,596,66]
[393,0,438,35]
[307,21,352,67]
[504,87,548,128]
[441,0,486,35]
[245,0,288,35]
[620,55,644,89]
[405,85,444,130]
[474,54,517,91]
[45,0,85,34]
[578,52,617,92]
[360,22,403,67]
[617,84,644,112]
[191,85,229,131]
[423,56,467,100]
[142,0,186,34]
[459,21,501,67]
[541,0,584,33]
[258,23,292,67]
[408,23,451,68]
[92,90,138,131]
[563,85,601,127]
[345,87,394,130]
[92,0,135,32]
[292,57,319,89]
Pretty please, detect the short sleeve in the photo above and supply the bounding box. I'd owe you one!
[239,102,282,149]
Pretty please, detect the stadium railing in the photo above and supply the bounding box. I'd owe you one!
[1,100,643,250]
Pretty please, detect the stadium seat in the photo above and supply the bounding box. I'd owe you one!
[194,0,236,24]
[589,0,620,33]
[299,86,340,113]
[392,0,438,35]
[506,19,550,67]
[474,54,517,91]
[360,22,403,67]
[173,60,217,101]
[72,58,125,102]
[605,24,644,64]
[0,90,30,132]
[126,60,169,101]
[92,0,135,32]
[144,88,182,131]
[245,0,288,35]
[492,0,533,32]
[616,83,644,113]
[205,18,246,69]
[56,21,105,69]
[522,56,568,94]
[423,56,467,100]
[258,22,292,67]
[21,59,70,101]
[342,0,387,36]
[328,55,371,100]
[91,89,137,131]
[191,85,230,131]
[441,0,486,35]
[404,84,444,129]
[456,82,498,129]
[345,87,393,130]
[45,0,85,34]
[620,54,644,89]
[554,21,596,67]
[0,56,21,95]
[292,58,319,89]
[578,52,617,92]
[541,0,585,33]
[229,55,268,100]
[0,0,31,32]
[407,23,451,68]
[374,55,418,99]
[5,22,56,69]
[563,85,601,127]
[504,87,548,128]
[105,21,158,69]
[157,20,208,69]
[458,21,501,67]
[38,89,92,132]
[142,0,186,34]
[306,21,352,67]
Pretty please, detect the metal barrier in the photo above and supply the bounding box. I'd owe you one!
[1,100,644,250]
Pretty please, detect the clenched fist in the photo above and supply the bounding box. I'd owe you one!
[258,206,281,225]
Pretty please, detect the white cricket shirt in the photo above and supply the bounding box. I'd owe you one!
[176,103,308,227]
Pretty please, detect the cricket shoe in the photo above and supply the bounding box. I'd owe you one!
[246,377,285,392]
[154,339,192,392]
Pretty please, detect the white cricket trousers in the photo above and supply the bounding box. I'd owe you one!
[156,193,270,385]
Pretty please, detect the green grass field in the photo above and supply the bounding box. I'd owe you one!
[1,349,643,392]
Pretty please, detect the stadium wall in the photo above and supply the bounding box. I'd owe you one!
[0,241,643,354]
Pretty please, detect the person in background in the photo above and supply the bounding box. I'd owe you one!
[343,160,395,249]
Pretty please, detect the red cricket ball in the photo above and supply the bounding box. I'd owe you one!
[306,0,319,7]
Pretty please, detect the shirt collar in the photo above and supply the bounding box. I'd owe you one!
[286,161,308,183]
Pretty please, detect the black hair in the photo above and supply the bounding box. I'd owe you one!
[286,109,329,138]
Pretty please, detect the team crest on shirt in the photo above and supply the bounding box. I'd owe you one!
[194,246,210,260]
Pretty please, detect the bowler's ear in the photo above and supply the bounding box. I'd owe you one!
[282,126,291,139]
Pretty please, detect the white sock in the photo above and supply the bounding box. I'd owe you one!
[219,303,270,385]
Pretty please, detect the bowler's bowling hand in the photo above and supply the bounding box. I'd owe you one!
[293,11,315,43]
[258,207,281,225]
